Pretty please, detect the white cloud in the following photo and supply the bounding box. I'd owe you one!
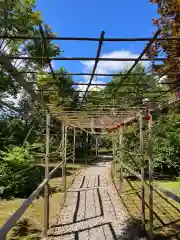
[77,50,150,97]
[81,50,149,80]
[77,79,105,95]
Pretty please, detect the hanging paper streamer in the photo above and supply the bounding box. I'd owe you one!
[145,115,150,121]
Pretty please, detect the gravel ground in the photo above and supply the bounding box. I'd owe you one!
[51,161,147,240]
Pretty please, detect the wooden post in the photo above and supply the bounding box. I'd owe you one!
[90,134,92,160]
[114,131,118,175]
[95,136,98,157]
[139,112,145,230]
[148,110,153,239]
[43,113,50,237]
[112,134,116,177]
[64,125,67,191]
[119,127,124,193]
[86,131,88,165]
[61,121,66,191]
[73,127,76,170]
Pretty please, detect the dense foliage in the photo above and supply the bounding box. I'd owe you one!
[0,144,44,198]
[152,109,180,175]
[147,0,180,88]
[122,108,180,176]
[0,0,85,199]
[91,64,180,177]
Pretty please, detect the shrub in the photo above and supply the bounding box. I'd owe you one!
[0,144,44,199]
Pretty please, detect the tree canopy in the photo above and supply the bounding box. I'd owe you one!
[147,0,180,88]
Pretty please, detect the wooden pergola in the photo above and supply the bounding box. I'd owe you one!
[0,25,180,240]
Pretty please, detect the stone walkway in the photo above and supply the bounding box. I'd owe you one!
[51,160,146,240]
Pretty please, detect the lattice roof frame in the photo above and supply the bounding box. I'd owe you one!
[0,27,180,132]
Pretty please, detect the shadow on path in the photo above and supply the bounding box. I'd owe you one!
[51,160,151,239]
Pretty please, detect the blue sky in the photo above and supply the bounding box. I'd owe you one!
[36,0,158,86]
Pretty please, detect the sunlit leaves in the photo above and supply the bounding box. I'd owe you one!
[148,0,180,85]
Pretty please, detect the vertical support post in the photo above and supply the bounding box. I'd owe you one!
[148,110,153,239]
[112,134,115,177]
[119,127,124,193]
[73,127,76,170]
[90,134,92,160]
[114,130,118,175]
[140,112,145,231]
[64,124,67,191]
[61,121,66,191]
[86,131,88,165]
[44,113,50,237]
[95,136,98,157]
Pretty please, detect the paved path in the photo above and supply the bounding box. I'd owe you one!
[51,161,146,240]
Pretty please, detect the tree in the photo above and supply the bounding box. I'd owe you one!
[152,109,180,175]
[117,108,180,176]
[0,0,84,200]
[36,67,80,109]
[0,0,60,102]
[147,0,180,88]
[0,143,44,198]
[89,64,163,111]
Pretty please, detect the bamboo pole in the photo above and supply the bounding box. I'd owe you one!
[86,131,88,165]
[95,136,98,157]
[119,127,124,194]
[139,112,145,230]
[114,130,118,175]
[73,127,76,170]
[64,125,67,191]
[61,121,66,191]
[112,134,116,177]
[43,113,50,237]
[0,159,67,239]
[148,110,153,239]
[90,134,92,160]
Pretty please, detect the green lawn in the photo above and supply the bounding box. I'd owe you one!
[114,175,180,239]
[0,163,82,240]
[154,180,180,197]
[96,147,112,153]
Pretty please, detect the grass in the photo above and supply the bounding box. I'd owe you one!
[93,147,112,154]
[154,180,180,197]
[113,162,180,196]
[0,162,82,240]
[113,172,180,239]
